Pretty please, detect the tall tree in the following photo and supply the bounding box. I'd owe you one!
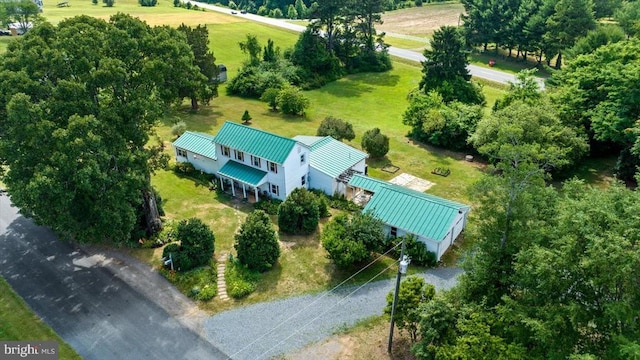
[0,0,40,34]
[239,33,262,65]
[177,24,219,111]
[0,15,205,243]
[614,0,640,38]
[235,210,280,273]
[348,0,384,52]
[312,0,343,52]
[544,0,596,68]
[420,26,485,105]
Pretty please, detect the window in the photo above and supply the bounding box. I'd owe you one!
[300,154,305,164]
[390,227,398,238]
[268,161,278,173]
[301,175,306,186]
[235,150,244,162]
[221,146,230,157]
[271,184,279,196]
[251,156,261,168]
[176,148,187,158]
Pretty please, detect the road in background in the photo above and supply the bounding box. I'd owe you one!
[190,1,546,88]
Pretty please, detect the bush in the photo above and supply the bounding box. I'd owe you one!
[254,198,282,215]
[176,218,215,271]
[388,234,437,267]
[171,121,187,137]
[260,87,280,111]
[361,128,390,158]
[278,188,320,235]
[173,0,179,6]
[162,243,180,260]
[276,86,309,115]
[235,210,280,272]
[321,212,386,268]
[225,259,260,299]
[174,161,196,175]
[138,0,157,6]
[194,284,216,301]
[103,0,114,6]
[316,116,356,142]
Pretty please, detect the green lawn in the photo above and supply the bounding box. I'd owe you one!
[0,37,16,54]
[0,277,82,359]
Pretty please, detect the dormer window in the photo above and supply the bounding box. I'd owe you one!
[235,150,244,162]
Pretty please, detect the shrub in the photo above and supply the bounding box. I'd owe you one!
[103,0,114,6]
[173,0,179,6]
[361,127,389,158]
[171,121,187,137]
[195,284,216,301]
[260,88,280,111]
[235,210,280,272]
[174,161,196,175]
[241,110,252,124]
[278,188,319,235]
[162,243,180,260]
[225,259,260,299]
[276,86,309,115]
[322,212,386,268]
[156,220,177,245]
[138,0,157,6]
[316,116,356,142]
[254,198,282,215]
[388,234,437,267]
[176,218,215,271]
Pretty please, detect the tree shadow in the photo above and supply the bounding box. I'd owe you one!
[315,80,375,98]
[357,72,401,87]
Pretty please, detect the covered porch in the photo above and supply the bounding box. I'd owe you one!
[218,160,268,202]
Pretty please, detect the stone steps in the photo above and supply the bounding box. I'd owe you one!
[216,252,229,301]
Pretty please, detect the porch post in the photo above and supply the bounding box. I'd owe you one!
[231,181,236,197]
[220,177,224,191]
[242,183,247,198]
[254,187,259,202]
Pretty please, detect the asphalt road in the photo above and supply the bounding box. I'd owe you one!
[0,193,228,360]
[191,1,545,88]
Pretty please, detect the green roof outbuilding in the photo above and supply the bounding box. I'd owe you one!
[363,185,470,242]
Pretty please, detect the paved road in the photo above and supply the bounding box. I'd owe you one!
[203,267,463,359]
[191,1,545,88]
[0,193,228,360]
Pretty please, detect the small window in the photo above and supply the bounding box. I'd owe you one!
[252,156,261,168]
[221,146,230,157]
[268,161,278,173]
[271,184,279,195]
[301,175,306,186]
[300,154,305,164]
[235,150,244,162]
[177,148,187,157]
[390,227,398,238]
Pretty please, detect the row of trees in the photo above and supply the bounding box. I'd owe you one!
[0,16,218,244]
[461,0,640,68]
[404,24,640,182]
[208,0,426,20]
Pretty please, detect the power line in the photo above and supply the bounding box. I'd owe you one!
[230,243,402,359]
[255,261,398,360]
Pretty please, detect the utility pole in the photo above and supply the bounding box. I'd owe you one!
[388,238,409,354]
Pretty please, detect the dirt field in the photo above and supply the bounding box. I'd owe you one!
[379,2,464,37]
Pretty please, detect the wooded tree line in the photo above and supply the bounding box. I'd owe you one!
[206,0,429,19]
[461,0,640,68]
[404,23,640,183]
[0,15,218,244]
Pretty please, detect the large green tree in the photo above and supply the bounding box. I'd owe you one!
[420,26,484,105]
[0,15,206,243]
[177,24,219,111]
[385,276,435,342]
[0,0,40,34]
[235,210,280,273]
[544,0,597,68]
[277,188,320,235]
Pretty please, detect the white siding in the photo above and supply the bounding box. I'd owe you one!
[308,167,335,196]
[383,224,456,262]
[281,144,310,198]
[177,150,219,174]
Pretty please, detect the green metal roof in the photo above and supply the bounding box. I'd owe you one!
[292,135,323,147]
[363,185,470,242]
[172,131,217,160]
[213,121,297,164]
[218,160,267,186]
[306,136,368,178]
[348,174,388,193]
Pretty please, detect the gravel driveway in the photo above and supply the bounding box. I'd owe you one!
[203,267,462,360]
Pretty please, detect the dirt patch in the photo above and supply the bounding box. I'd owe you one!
[389,173,434,192]
[379,3,464,37]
